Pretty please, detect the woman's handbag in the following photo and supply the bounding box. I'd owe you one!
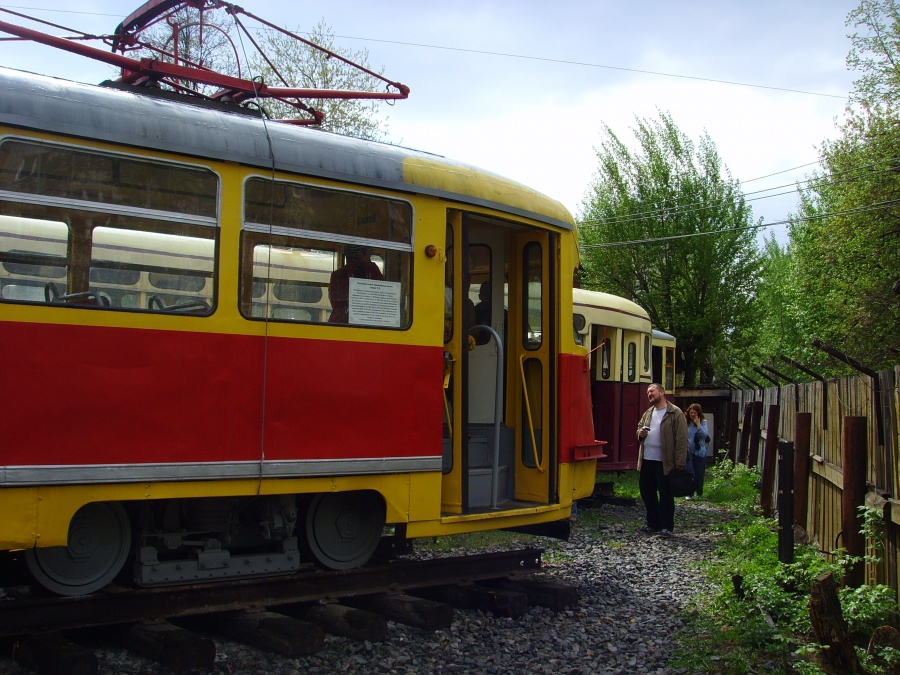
[668,467,695,497]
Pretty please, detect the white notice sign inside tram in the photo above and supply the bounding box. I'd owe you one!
[348,278,401,327]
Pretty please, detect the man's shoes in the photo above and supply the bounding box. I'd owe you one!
[639,525,658,534]
[657,529,673,538]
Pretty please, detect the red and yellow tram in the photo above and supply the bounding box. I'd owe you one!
[0,66,601,595]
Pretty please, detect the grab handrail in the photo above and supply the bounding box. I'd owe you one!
[517,353,546,474]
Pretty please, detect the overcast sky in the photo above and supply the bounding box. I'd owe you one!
[0,1,858,244]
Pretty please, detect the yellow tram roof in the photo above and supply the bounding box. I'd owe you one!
[0,67,575,232]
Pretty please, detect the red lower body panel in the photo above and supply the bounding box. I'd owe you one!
[1,321,443,477]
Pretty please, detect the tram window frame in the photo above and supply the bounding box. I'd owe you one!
[0,139,220,314]
[600,336,611,380]
[522,242,542,350]
[643,335,650,373]
[627,342,637,382]
[240,176,413,329]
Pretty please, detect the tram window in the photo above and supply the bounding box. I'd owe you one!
[272,306,316,321]
[644,335,650,373]
[627,342,637,382]
[0,140,219,313]
[521,357,543,468]
[3,253,67,278]
[0,215,70,303]
[522,243,542,349]
[273,282,324,304]
[244,179,411,245]
[149,271,207,292]
[665,347,675,392]
[600,337,611,379]
[444,223,454,343]
[243,242,338,323]
[573,313,586,346]
[90,267,141,286]
[242,177,412,328]
[0,280,45,301]
[0,140,217,217]
[92,227,215,313]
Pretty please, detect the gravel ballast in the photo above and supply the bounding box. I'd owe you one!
[0,500,721,674]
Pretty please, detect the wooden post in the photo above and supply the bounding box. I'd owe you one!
[793,412,811,531]
[747,401,764,469]
[726,401,739,463]
[760,403,780,517]
[809,571,863,672]
[737,402,752,465]
[778,441,794,564]
[842,416,868,588]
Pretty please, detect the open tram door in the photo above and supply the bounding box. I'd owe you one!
[441,210,556,514]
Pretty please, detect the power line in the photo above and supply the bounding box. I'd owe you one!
[0,4,120,18]
[579,198,900,248]
[0,4,848,100]
[335,35,847,100]
[580,158,898,228]
[741,160,824,184]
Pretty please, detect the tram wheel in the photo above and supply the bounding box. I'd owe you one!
[305,491,385,570]
[25,501,131,596]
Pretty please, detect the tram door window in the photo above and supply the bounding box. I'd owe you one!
[644,335,651,374]
[510,232,553,504]
[0,139,218,312]
[627,342,637,382]
[240,178,412,328]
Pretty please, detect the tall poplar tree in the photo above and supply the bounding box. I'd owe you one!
[579,112,761,386]
[782,0,900,372]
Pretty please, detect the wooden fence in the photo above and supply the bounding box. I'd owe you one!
[726,366,899,595]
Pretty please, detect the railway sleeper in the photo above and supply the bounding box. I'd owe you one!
[192,610,325,657]
[123,620,216,673]
[10,631,99,675]
[479,577,580,611]
[412,581,530,618]
[344,592,455,631]
[275,601,388,643]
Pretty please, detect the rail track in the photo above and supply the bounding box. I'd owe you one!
[1,547,578,673]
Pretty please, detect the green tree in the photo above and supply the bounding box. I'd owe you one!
[741,234,809,368]
[781,0,900,373]
[250,19,390,140]
[579,112,762,386]
[846,0,900,110]
[788,111,900,371]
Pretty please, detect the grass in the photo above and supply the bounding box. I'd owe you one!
[595,470,640,499]
[670,461,899,674]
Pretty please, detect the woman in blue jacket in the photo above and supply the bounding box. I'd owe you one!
[685,403,710,497]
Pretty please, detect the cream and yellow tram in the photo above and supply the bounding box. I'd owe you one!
[572,288,653,470]
[0,67,601,595]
